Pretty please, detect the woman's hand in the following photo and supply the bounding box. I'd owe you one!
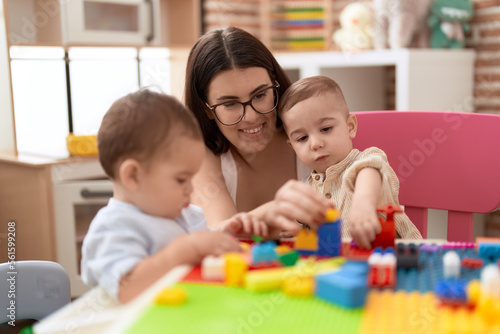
[265,180,333,234]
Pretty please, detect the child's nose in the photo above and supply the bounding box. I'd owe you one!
[310,135,324,150]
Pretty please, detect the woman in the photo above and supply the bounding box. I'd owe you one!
[185,27,330,234]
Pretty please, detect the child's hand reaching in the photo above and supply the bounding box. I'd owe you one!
[221,213,268,239]
[188,230,242,258]
[348,198,382,249]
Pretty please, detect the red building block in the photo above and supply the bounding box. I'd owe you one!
[371,205,402,249]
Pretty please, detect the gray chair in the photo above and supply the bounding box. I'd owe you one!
[0,261,71,325]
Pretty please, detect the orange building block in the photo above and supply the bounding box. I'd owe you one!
[294,228,318,251]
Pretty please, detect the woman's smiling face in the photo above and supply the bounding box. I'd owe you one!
[206,67,278,155]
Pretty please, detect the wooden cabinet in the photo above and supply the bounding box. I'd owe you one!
[0,154,111,297]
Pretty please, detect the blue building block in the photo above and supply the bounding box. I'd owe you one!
[317,219,341,256]
[478,243,500,262]
[434,278,467,305]
[251,241,277,264]
[315,261,369,308]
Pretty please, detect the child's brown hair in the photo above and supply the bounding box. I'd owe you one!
[278,76,349,125]
[98,89,202,179]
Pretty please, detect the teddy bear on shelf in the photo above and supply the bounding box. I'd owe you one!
[428,0,474,48]
[373,0,433,49]
[333,2,374,53]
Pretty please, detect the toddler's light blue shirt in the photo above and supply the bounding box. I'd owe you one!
[81,198,207,299]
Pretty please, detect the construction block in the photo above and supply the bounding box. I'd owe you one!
[155,286,187,306]
[245,267,290,292]
[315,261,369,308]
[371,205,401,249]
[201,255,225,281]
[396,243,419,269]
[478,243,500,262]
[275,245,291,254]
[443,250,461,278]
[278,251,299,267]
[317,219,341,256]
[245,258,345,293]
[282,276,314,297]
[224,253,248,287]
[435,278,468,306]
[251,241,277,264]
[294,228,318,254]
[341,241,372,261]
[461,257,484,269]
[367,248,396,289]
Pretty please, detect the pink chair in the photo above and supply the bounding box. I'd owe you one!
[352,111,500,241]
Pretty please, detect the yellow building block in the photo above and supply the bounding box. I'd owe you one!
[155,286,187,306]
[275,245,291,254]
[224,253,248,287]
[282,277,314,297]
[325,209,340,222]
[245,258,344,292]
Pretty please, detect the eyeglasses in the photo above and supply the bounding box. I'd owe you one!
[205,83,280,126]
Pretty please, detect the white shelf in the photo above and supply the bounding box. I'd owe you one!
[275,49,476,112]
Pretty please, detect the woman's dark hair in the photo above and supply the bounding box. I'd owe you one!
[184,27,291,155]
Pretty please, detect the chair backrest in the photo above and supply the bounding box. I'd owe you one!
[352,111,500,241]
[0,261,71,324]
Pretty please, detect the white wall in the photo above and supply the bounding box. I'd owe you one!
[0,0,16,154]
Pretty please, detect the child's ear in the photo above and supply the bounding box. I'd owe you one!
[119,158,141,191]
[348,113,357,139]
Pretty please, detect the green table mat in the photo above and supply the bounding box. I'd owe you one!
[126,283,363,333]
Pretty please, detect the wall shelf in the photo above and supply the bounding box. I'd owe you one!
[275,49,476,112]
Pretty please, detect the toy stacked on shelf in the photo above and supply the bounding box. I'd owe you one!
[124,208,500,334]
[269,0,327,50]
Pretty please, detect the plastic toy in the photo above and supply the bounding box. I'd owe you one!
[294,228,318,254]
[435,278,468,305]
[316,211,342,256]
[251,241,277,264]
[294,208,341,256]
[370,205,402,249]
[66,133,98,156]
[278,251,299,267]
[123,209,500,333]
[443,250,461,278]
[316,261,369,308]
[333,2,374,52]
[244,258,345,293]
[396,243,419,269]
[224,253,247,287]
[282,276,314,297]
[428,0,474,49]
[461,257,484,269]
[155,286,187,306]
[367,248,396,288]
[201,255,225,281]
[373,0,433,49]
[478,242,500,261]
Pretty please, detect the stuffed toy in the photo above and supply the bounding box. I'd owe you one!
[333,2,374,52]
[428,0,474,48]
[373,0,433,49]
